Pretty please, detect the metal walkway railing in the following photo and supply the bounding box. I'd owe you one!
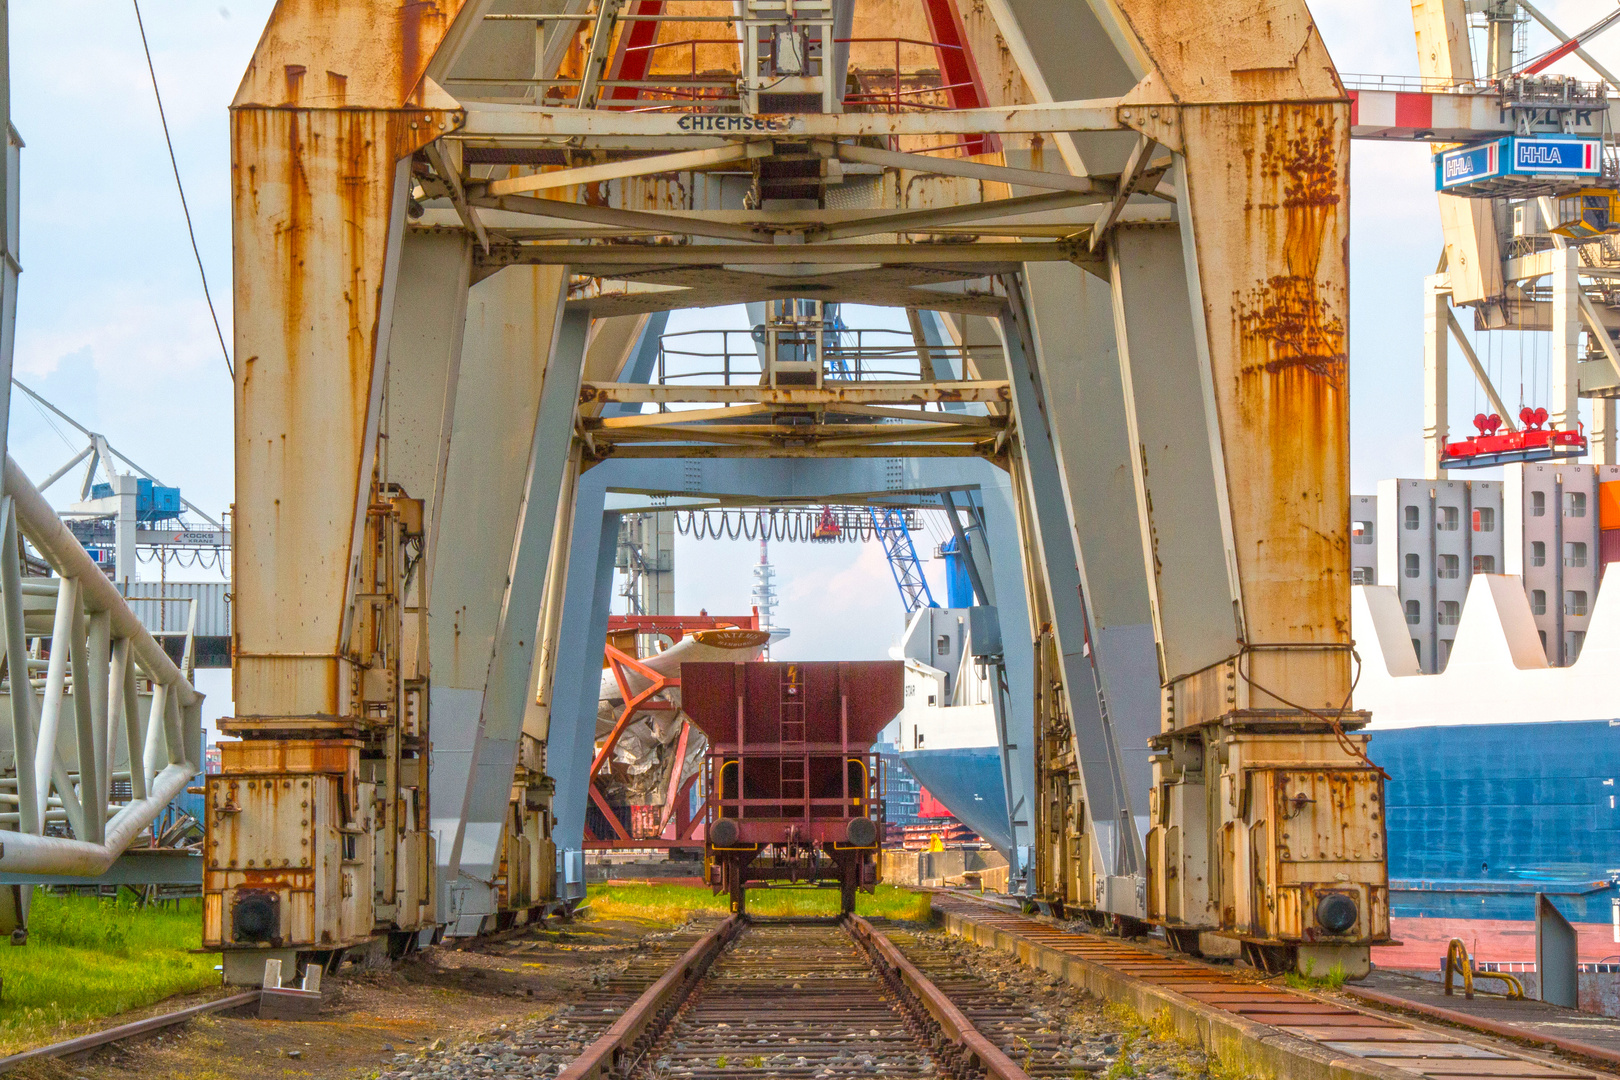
[0,455,203,875]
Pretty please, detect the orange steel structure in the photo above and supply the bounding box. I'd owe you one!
[212,0,1379,980]
[586,612,763,850]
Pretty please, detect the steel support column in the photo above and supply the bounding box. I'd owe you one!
[428,266,570,925]
[1107,223,1229,939]
[1022,261,1159,844]
[434,290,586,934]
[1424,275,1450,480]
[216,0,474,970]
[968,469,1039,877]
[543,472,620,861]
[1594,398,1617,466]
[1550,241,1581,433]
[1134,8,1374,970]
[1000,294,1138,908]
[1108,223,1235,706]
[231,9,466,730]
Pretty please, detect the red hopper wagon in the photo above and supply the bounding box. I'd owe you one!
[680,660,903,914]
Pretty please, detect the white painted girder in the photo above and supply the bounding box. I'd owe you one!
[426,266,570,923]
[1001,292,1140,886]
[458,98,1126,140]
[383,231,475,609]
[1108,225,1237,685]
[1021,261,1159,837]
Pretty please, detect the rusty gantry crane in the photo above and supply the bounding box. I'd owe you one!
[205,0,1383,980]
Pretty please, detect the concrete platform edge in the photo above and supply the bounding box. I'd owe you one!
[1345,984,1620,1069]
[938,909,1415,1080]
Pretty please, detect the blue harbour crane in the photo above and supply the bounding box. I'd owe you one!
[870,507,937,615]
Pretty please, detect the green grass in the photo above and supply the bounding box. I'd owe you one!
[586,882,933,924]
[1284,959,1348,992]
[0,891,220,1054]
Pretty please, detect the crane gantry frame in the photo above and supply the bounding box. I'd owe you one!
[205,0,1381,981]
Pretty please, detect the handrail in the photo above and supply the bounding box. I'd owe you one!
[0,455,203,876]
[1443,938,1526,1000]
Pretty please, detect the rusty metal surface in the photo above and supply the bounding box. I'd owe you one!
[231,0,467,722]
[233,0,471,111]
[1111,0,1343,105]
[1177,100,1353,712]
[204,769,375,949]
[218,739,360,776]
[556,917,1059,1080]
[231,103,456,720]
[222,0,475,963]
[557,915,742,1080]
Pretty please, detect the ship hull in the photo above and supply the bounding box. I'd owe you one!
[1365,719,1620,968]
[898,718,1620,961]
[1366,719,1620,923]
[898,747,1012,857]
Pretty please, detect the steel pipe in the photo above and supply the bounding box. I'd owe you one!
[35,574,76,823]
[0,764,196,873]
[0,455,202,876]
[4,457,199,705]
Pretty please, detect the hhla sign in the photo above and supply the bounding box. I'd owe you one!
[1436,134,1603,192]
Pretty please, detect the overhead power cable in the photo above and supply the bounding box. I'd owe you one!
[131,0,234,381]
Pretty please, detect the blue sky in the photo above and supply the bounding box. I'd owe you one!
[5,0,1616,670]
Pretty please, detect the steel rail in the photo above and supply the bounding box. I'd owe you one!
[0,991,259,1073]
[847,915,1033,1080]
[556,914,1033,1080]
[476,240,1076,267]
[557,915,743,1080]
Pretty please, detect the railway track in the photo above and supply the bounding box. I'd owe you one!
[0,926,714,1077]
[534,915,1078,1080]
[931,892,1619,1080]
[0,911,1185,1079]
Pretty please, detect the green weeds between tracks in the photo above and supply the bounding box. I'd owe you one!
[0,891,220,1054]
[1284,959,1348,992]
[586,882,933,924]
[1100,1000,1256,1080]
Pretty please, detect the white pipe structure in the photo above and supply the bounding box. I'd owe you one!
[0,455,202,876]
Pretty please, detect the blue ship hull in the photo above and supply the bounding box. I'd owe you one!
[898,720,1620,925]
[1368,720,1619,925]
[897,747,1012,858]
